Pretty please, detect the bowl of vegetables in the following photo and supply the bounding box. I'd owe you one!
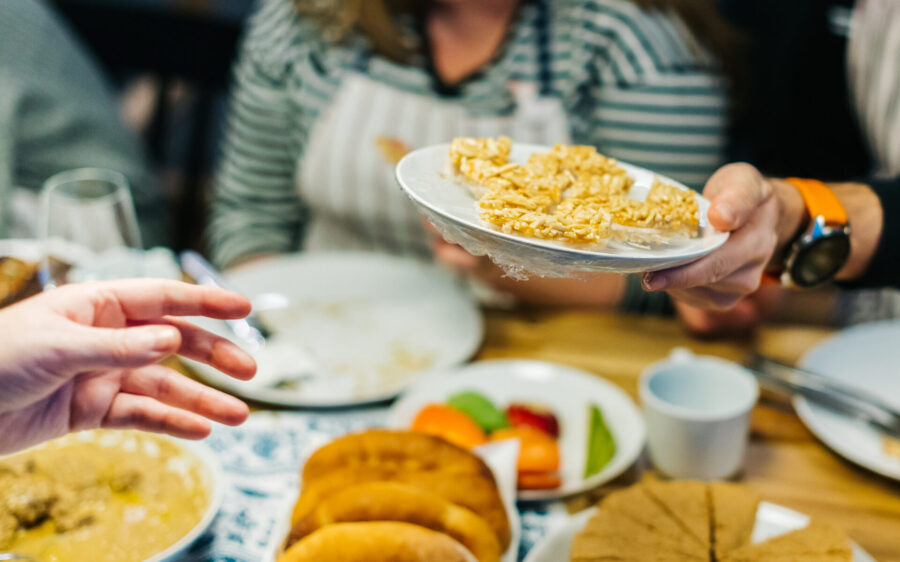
[387,360,646,501]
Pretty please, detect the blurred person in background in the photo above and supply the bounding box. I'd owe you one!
[0,0,168,246]
[209,0,737,314]
[646,0,900,333]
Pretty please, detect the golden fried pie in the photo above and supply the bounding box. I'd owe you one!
[290,430,509,549]
[278,521,478,562]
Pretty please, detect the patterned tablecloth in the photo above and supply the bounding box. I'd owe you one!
[180,409,570,562]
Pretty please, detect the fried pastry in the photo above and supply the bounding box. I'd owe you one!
[278,521,478,562]
[291,430,510,549]
[295,482,501,562]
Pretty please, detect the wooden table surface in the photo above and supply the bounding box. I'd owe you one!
[475,309,900,561]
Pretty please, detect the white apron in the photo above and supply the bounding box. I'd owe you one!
[297,13,571,256]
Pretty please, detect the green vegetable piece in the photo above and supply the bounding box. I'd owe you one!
[447,391,509,433]
[585,404,617,478]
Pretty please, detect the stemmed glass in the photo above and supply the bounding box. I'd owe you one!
[39,168,143,288]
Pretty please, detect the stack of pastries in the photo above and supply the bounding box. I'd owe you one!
[571,479,852,562]
[277,430,510,562]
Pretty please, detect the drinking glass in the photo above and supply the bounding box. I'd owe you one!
[39,168,143,288]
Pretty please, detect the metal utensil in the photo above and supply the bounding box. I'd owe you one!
[180,250,270,352]
[748,353,900,439]
[0,553,37,561]
[179,251,322,388]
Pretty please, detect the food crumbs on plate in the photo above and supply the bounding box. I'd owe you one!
[585,404,616,478]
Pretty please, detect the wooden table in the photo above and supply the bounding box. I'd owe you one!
[475,309,900,561]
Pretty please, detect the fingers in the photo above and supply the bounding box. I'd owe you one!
[421,219,440,235]
[702,163,773,232]
[68,324,183,372]
[120,365,249,426]
[88,279,252,321]
[433,240,483,272]
[101,392,212,439]
[644,197,778,296]
[136,317,256,380]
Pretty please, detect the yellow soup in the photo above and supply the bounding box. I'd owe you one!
[0,430,211,562]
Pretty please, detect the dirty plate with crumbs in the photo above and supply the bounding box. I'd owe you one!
[183,252,483,408]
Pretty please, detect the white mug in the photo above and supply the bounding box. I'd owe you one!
[640,348,759,480]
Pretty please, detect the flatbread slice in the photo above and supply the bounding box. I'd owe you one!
[600,486,708,554]
[570,508,707,562]
[709,481,760,559]
[722,522,852,562]
[641,479,712,551]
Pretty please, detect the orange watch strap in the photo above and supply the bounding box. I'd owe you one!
[785,177,848,224]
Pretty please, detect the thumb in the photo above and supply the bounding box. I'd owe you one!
[70,324,182,371]
[703,163,773,232]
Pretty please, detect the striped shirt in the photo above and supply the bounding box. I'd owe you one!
[209,0,729,269]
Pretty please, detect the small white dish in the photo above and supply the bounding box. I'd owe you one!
[641,349,759,479]
[387,359,646,501]
[395,142,729,276]
[523,501,874,562]
[795,320,900,481]
[185,252,483,408]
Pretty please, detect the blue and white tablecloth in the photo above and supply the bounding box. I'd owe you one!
[178,409,569,562]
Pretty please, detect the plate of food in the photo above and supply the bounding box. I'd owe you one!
[273,429,520,562]
[184,252,483,408]
[525,478,873,562]
[0,429,223,562]
[794,320,900,481]
[395,137,728,277]
[386,360,645,501]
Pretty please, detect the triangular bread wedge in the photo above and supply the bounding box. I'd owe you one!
[641,479,711,551]
[722,522,852,562]
[709,481,760,559]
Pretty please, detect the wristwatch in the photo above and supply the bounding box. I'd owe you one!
[778,177,852,288]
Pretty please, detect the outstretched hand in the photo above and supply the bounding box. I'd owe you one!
[0,279,257,454]
[642,163,783,310]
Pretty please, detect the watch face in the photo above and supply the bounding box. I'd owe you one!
[790,231,852,288]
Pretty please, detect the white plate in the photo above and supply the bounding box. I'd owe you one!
[185,252,483,408]
[524,501,874,562]
[795,320,900,481]
[395,143,729,275]
[387,360,645,501]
